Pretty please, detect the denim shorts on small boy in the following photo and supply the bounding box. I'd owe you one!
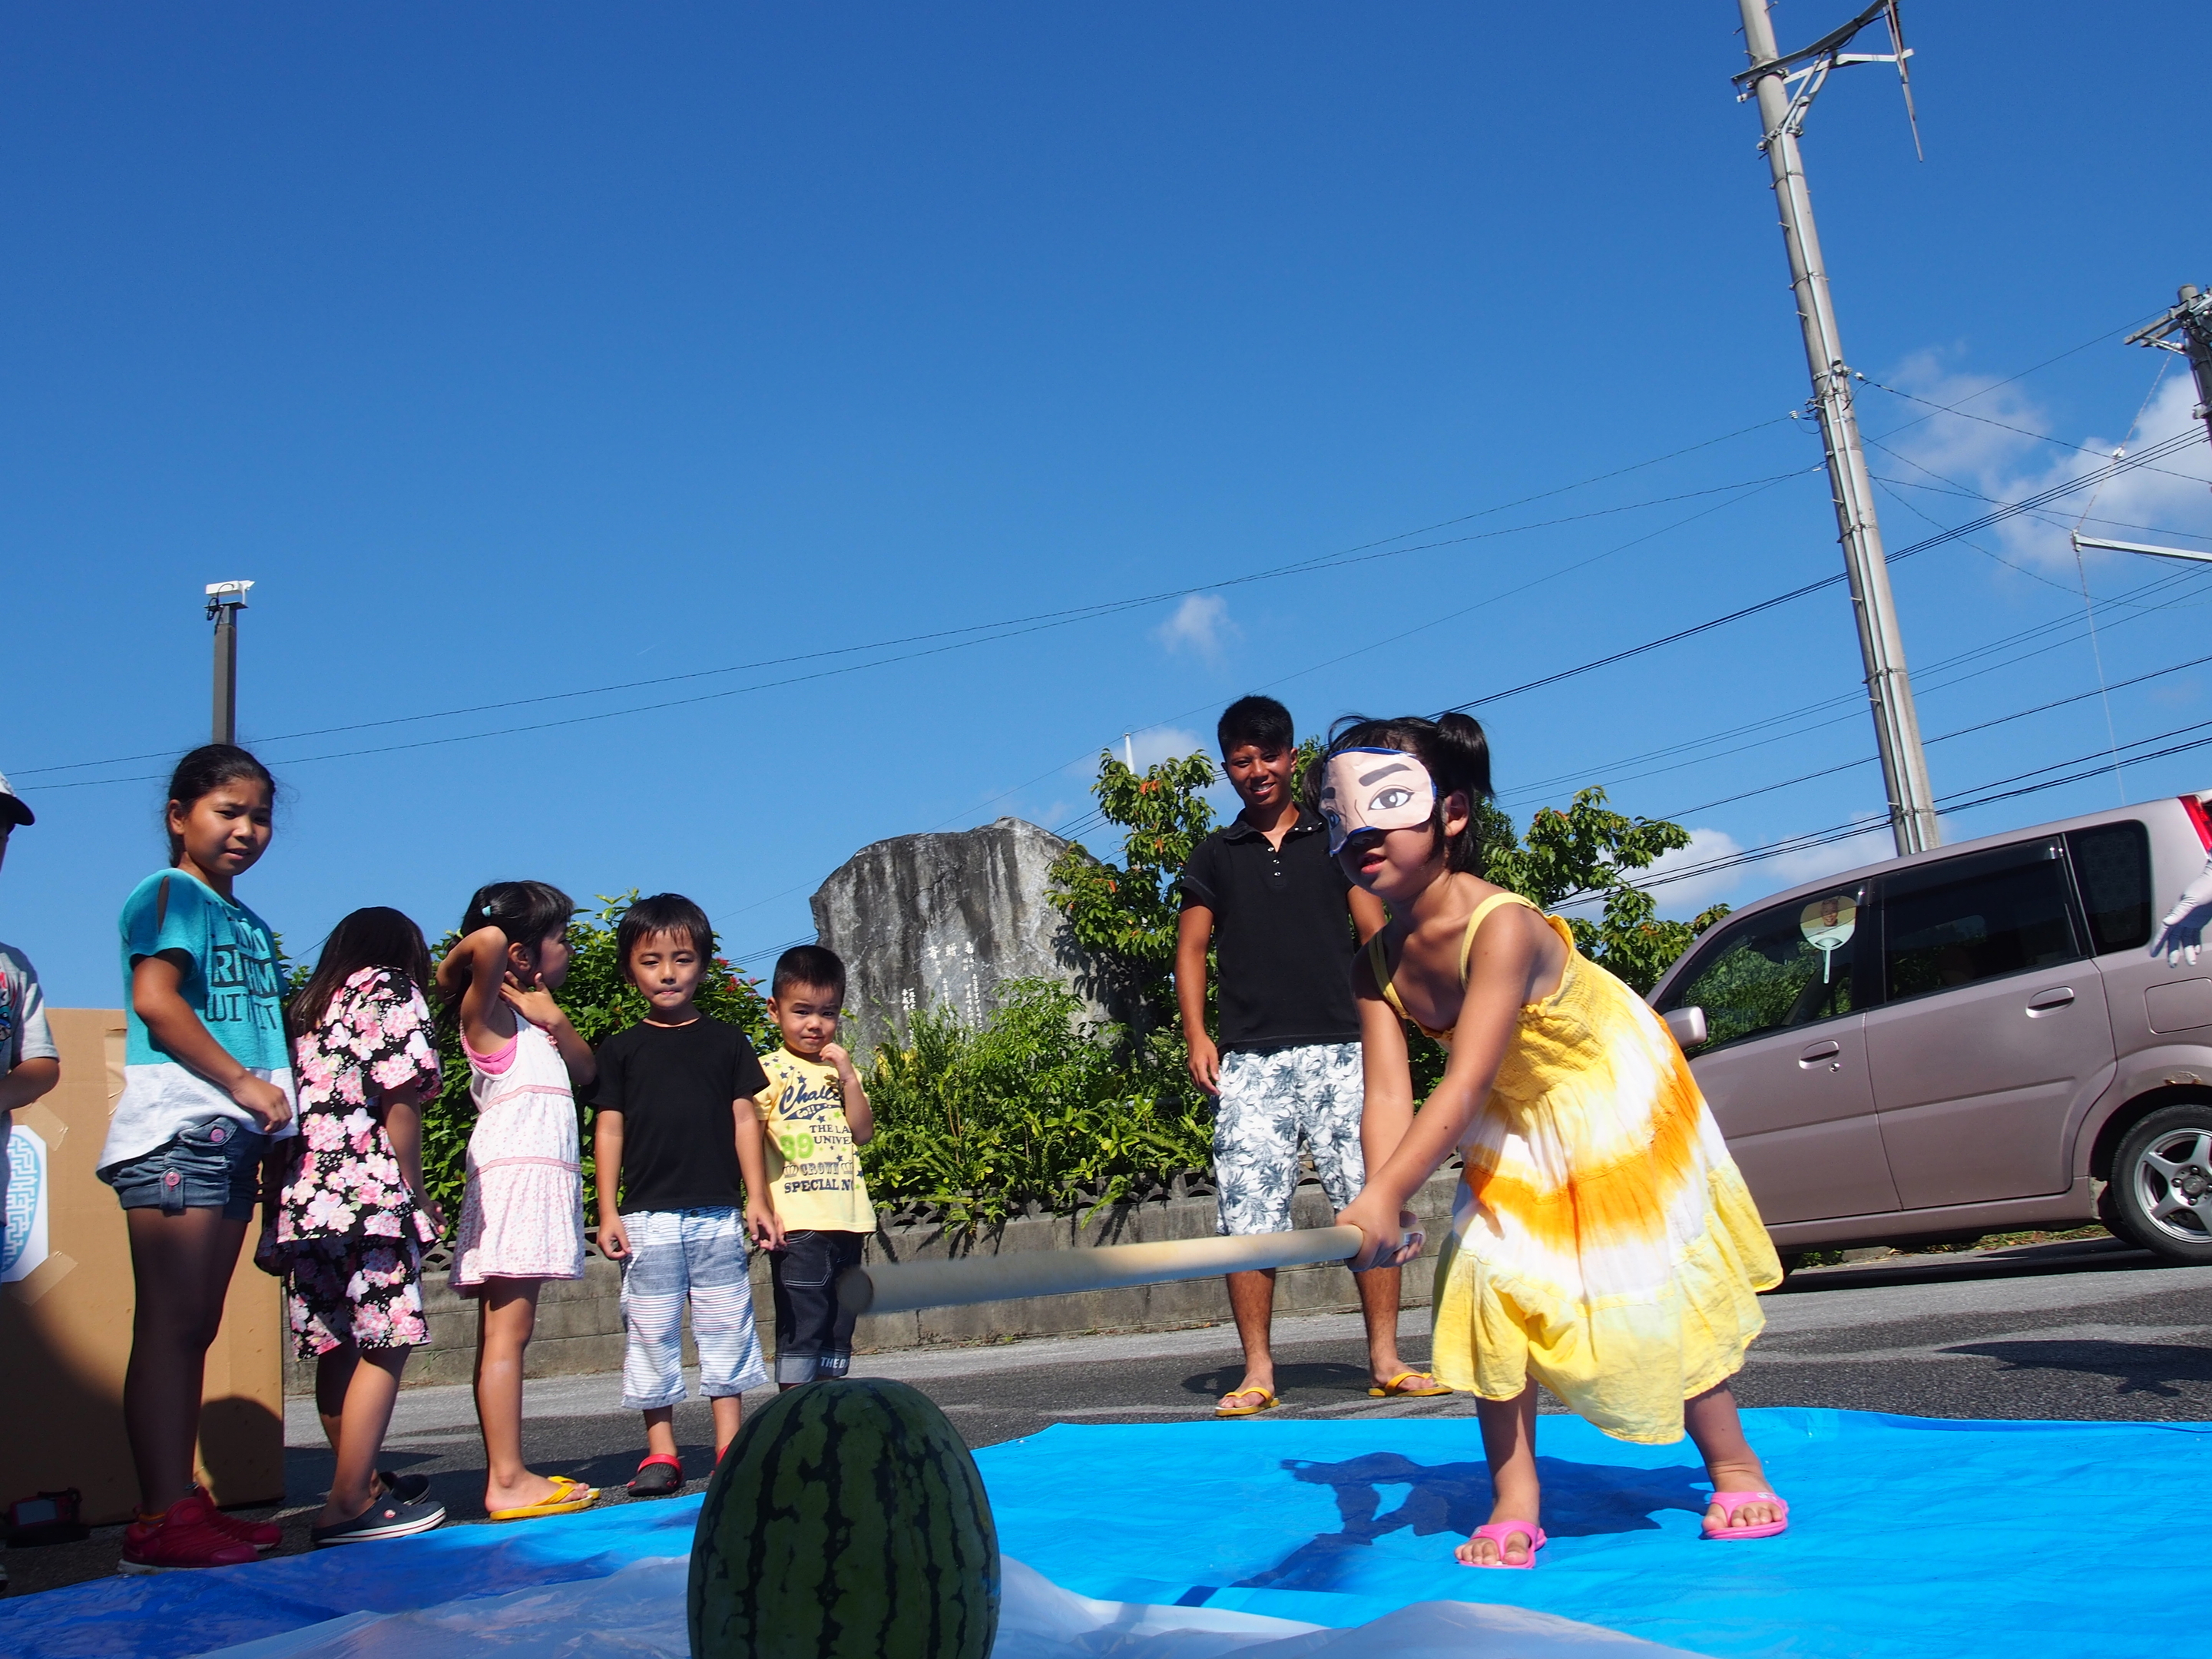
[100,1114,267,1220]
[618,1207,770,1410]
[771,1229,866,1385]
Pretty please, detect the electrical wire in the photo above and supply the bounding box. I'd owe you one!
[15,432,1806,786]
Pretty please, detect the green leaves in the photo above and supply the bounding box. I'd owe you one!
[1479,789,1728,995]
[858,981,1210,1233]
[1045,750,1217,1030]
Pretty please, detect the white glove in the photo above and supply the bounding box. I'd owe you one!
[2152,856,2212,965]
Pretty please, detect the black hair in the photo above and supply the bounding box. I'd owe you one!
[1217,694,1295,758]
[1310,712,1494,873]
[290,907,433,1043]
[617,892,714,979]
[458,880,576,965]
[772,943,846,1002]
[164,743,277,865]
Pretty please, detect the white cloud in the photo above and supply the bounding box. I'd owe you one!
[1630,819,1897,921]
[1154,593,1237,663]
[1876,356,2212,576]
[1642,826,1749,917]
[1125,725,1209,771]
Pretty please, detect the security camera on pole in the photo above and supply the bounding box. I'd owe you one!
[205,580,253,746]
[1732,0,1940,856]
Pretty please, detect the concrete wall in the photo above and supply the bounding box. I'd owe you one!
[289,1169,1465,1396]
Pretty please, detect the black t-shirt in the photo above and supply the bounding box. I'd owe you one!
[1178,809,1361,1054]
[591,1015,771,1214]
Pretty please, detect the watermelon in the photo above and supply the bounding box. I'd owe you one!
[688,1378,1001,1659]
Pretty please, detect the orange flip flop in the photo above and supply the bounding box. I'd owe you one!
[1369,1370,1452,1399]
[1215,1386,1277,1419]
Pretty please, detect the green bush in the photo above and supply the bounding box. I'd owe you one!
[859,979,1213,1232]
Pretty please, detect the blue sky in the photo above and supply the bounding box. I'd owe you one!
[4,2,2208,1007]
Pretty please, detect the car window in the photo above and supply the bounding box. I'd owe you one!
[1658,887,1863,1050]
[2067,820,2153,953]
[1880,839,2081,1002]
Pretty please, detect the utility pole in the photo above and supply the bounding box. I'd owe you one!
[2127,285,2212,467]
[2065,286,2212,570]
[1734,0,1940,855]
[205,581,254,745]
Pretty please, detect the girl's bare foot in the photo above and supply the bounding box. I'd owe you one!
[1704,1462,1783,1532]
[1456,1508,1541,1566]
[483,1470,569,1514]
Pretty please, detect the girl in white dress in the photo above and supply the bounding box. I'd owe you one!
[437,879,599,1521]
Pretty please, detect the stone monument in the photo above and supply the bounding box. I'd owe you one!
[810,816,1118,1058]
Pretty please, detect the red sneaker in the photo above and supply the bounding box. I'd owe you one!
[119,1495,260,1572]
[194,1485,282,1551]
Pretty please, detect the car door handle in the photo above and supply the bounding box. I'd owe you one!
[2027,987,2076,1015]
[1798,1040,1841,1066]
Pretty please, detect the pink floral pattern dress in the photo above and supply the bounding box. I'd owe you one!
[256,966,444,1358]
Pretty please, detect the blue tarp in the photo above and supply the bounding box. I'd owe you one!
[2,1409,2201,1657]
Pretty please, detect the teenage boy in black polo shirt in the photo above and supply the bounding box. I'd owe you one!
[1176,696,1447,1416]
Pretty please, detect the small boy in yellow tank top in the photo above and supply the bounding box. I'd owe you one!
[754,945,876,1386]
[1318,713,1789,1569]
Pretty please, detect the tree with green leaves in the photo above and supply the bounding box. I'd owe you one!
[1478,790,1729,995]
[1044,750,1217,1031]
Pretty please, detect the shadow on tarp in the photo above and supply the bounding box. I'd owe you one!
[975,1407,2212,1659]
[1238,1451,1710,1592]
[9,1409,2212,1659]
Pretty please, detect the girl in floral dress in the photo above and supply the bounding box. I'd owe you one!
[257,907,449,1544]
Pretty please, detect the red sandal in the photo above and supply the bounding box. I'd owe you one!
[627,1454,684,1498]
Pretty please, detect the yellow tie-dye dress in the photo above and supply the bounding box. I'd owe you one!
[1373,891,1781,1445]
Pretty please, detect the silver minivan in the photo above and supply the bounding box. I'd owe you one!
[1647,791,2212,1266]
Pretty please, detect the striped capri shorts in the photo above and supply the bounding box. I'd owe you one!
[618,1207,770,1409]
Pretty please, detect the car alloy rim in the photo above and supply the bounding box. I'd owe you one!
[2132,1128,2212,1242]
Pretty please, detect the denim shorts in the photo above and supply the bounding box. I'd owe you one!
[101,1115,267,1220]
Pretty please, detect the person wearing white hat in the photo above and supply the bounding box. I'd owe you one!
[1,769,61,1267]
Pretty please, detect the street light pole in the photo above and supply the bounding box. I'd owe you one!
[205,581,254,746]
[1734,0,1941,856]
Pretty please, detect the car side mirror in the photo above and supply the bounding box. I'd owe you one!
[1664,1005,1708,1051]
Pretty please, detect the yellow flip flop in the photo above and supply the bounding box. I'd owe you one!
[1369,1370,1452,1399]
[1216,1386,1277,1419]
[487,1475,599,1522]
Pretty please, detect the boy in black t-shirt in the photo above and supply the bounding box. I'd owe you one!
[591,893,780,1496]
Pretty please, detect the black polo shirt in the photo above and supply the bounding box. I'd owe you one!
[1179,808,1361,1055]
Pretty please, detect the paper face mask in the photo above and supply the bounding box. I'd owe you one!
[1316,748,1438,854]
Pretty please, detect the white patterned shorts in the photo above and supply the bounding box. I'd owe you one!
[1211,1041,1366,1237]
[618,1207,770,1409]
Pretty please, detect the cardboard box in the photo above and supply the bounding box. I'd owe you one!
[2,1008,284,1525]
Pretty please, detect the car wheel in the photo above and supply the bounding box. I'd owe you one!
[2109,1104,2212,1264]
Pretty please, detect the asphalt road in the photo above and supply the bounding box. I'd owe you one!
[8,1236,2210,1598]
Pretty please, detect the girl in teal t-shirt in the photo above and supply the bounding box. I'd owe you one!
[98,745,297,1574]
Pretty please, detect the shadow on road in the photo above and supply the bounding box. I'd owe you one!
[1773,1238,2171,1296]
[1942,1337,2212,1398]
[1177,1361,1385,1401]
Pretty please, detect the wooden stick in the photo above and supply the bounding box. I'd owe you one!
[836,1224,1374,1316]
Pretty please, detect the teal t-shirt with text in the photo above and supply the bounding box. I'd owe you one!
[118,869,289,1072]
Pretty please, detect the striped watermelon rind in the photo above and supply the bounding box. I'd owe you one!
[688,1377,1002,1658]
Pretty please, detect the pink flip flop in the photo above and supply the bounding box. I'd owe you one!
[1459,1520,1547,1568]
[1703,1490,1790,1540]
